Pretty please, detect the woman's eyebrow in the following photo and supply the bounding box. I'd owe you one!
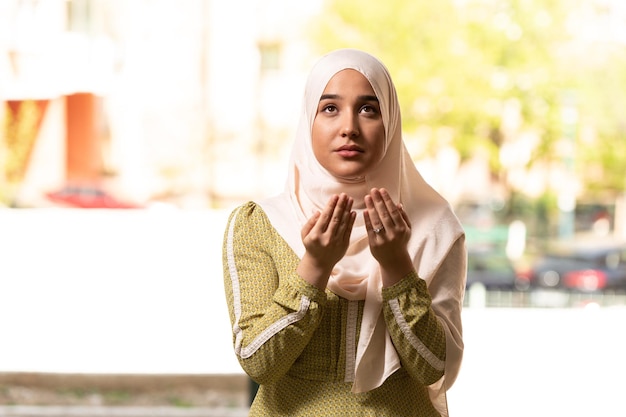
[360,95,379,102]
[319,94,379,102]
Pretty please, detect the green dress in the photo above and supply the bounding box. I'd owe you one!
[223,202,447,416]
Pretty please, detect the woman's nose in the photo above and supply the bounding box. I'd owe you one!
[340,113,359,137]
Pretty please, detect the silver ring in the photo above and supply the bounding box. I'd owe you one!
[373,227,384,234]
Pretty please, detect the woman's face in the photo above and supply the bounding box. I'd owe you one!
[311,69,385,181]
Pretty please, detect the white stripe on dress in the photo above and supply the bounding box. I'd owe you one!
[344,300,359,382]
[226,206,311,359]
[388,298,445,371]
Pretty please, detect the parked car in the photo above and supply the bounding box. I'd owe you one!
[46,185,142,209]
[466,248,529,291]
[527,243,626,292]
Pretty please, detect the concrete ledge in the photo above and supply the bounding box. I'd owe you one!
[0,405,248,417]
[0,373,248,393]
[0,373,250,413]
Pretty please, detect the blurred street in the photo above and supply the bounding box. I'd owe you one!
[1,208,625,416]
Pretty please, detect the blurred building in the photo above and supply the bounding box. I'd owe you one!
[1,0,625,241]
[0,0,322,208]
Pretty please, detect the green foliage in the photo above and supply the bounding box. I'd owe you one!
[168,396,193,408]
[310,0,626,197]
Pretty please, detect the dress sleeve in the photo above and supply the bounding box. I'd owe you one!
[381,271,447,386]
[381,236,466,389]
[222,202,327,384]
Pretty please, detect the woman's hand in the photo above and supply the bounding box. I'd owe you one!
[364,188,414,286]
[297,194,356,290]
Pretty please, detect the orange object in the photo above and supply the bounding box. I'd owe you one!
[65,92,103,183]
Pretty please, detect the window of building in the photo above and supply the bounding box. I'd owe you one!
[258,43,281,73]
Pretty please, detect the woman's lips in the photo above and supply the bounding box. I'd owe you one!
[336,146,363,158]
[337,150,362,157]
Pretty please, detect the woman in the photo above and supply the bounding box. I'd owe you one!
[223,49,466,416]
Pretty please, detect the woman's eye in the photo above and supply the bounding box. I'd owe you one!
[322,105,337,113]
[360,105,378,114]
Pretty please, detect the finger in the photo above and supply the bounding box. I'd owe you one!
[398,203,411,229]
[369,188,395,230]
[374,188,403,229]
[342,210,356,242]
[344,196,354,224]
[318,194,340,232]
[364,194,383,232]
[334,195,353,236]
[327,194,350,234]
[302,211,321,240]
[363,209,374,232]
[379,188,402,224]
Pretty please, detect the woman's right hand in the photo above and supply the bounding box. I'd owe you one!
[296,194,355,290]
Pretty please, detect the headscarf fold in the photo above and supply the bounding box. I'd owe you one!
[259,49,464,413]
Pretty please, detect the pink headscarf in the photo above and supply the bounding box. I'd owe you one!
[259,49,465,413]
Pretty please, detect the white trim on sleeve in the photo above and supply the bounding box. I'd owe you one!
[388,298,445,371]
[225,206,311,360]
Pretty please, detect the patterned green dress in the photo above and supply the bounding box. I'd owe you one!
[223,202,448,416]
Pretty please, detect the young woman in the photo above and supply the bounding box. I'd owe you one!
[223,49,466,416]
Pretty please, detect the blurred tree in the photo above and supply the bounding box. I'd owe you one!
[1,99,50,206]
[310,0,626,208]
[572,44,626,197]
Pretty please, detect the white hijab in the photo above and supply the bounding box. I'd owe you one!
[259,49,464,410]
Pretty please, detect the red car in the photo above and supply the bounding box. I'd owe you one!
[46,186,142,209]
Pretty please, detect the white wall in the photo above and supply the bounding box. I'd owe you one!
[1,208,626,416]
[0,207,239,374]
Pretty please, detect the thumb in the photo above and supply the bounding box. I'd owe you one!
[301,211,320,240]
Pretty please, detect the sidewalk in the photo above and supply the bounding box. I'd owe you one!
[0,373,250,417]
[0,405,248,417]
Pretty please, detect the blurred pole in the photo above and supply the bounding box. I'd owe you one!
[615,194,626,241]
[200,0,216,207]
[467,283,487,308]
[557,91,578,240]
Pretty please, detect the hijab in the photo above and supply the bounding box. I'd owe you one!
[259,49,465,411]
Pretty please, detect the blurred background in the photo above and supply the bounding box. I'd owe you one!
[1,0,626,416]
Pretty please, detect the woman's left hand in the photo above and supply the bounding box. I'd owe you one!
[364,188,414,285]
